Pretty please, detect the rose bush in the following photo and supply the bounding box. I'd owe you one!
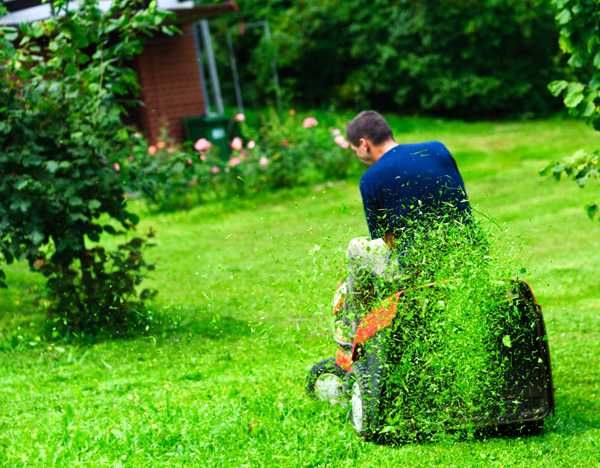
[123,110,359,210]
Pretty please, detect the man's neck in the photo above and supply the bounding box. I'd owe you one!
[371,140,399,163]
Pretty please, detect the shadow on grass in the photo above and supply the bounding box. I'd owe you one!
[545,394,600,435]
[164,306,253,342]
[0,300,254,352]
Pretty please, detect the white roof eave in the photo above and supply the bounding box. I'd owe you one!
[0,1,200,25]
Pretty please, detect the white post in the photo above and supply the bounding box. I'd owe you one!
[193,21,211,114]
[200,19,224,115]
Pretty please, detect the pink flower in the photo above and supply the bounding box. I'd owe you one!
[302,117,318,128]
[229,156,242,167]
[148,145,157,155]
[194,138,212,153]
[113,162,121,172]
[334,134,350,149]
[199,154,207,162]
[230,137,243,152]
[210,166,220,174]
[186,158,193,166]
[259,156,269,167]
[157,141,166,150]
[234,112,246,122]
[247,140,256,150]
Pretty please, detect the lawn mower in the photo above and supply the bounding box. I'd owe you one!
[306,280,555,441]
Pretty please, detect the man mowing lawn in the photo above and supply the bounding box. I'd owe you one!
[312,110,472,400]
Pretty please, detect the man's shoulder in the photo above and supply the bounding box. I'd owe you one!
[403,140,451,156]
[361,140,453,185]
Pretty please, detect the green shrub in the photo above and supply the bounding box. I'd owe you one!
[0,0,172,335]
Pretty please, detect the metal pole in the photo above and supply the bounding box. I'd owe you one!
[227,20,281,113]
[200,19,224,115]
[193,21,211,115]
[263,20,282,114]
[226,30,244,113]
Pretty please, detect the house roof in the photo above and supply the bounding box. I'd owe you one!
[0,1,238,25]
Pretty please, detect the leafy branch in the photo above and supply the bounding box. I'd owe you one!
[544,0,600,220]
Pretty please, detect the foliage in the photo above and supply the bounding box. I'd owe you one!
[123,111,359,211]
[544,0,600,220]
[541,148,599,219]
[121,132,211,211]
[0,0,173,334]
[217,0,559,117]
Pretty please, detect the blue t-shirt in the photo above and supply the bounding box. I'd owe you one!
[359,141,470,239]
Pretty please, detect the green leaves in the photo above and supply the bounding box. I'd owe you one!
[548,80,568,96]
[549,81,589,109]
[556,8,572,25]
[544,0,600,220]
[15,180,29,191]
[564,83,585,108]
[88,200,101,211]
[542,149,599,189]
[31,230,44,245]
[2,28,18,42]
[594,52,600,70]
[46,161,60,173]
[10,199,31,213]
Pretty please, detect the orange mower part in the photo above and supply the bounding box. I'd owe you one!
[335,291,403,372]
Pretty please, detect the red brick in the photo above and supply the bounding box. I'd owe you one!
[133,23,206,143]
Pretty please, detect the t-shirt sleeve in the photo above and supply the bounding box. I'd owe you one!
[359,177,380,239]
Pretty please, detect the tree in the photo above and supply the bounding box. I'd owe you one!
[543,0,600,220]
[216,0,559,117]
[0,1,175,335]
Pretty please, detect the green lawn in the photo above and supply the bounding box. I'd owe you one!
[1,117,599,466]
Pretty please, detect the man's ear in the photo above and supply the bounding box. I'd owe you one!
[361,138,372,155]
[359,137,369,151]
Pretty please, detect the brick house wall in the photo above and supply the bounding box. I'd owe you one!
[134,23,205,144]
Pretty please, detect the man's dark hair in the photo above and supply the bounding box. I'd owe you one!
[346,110,393,146]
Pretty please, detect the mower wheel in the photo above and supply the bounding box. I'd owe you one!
[306,357,348,402]
[350,354,383,439]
